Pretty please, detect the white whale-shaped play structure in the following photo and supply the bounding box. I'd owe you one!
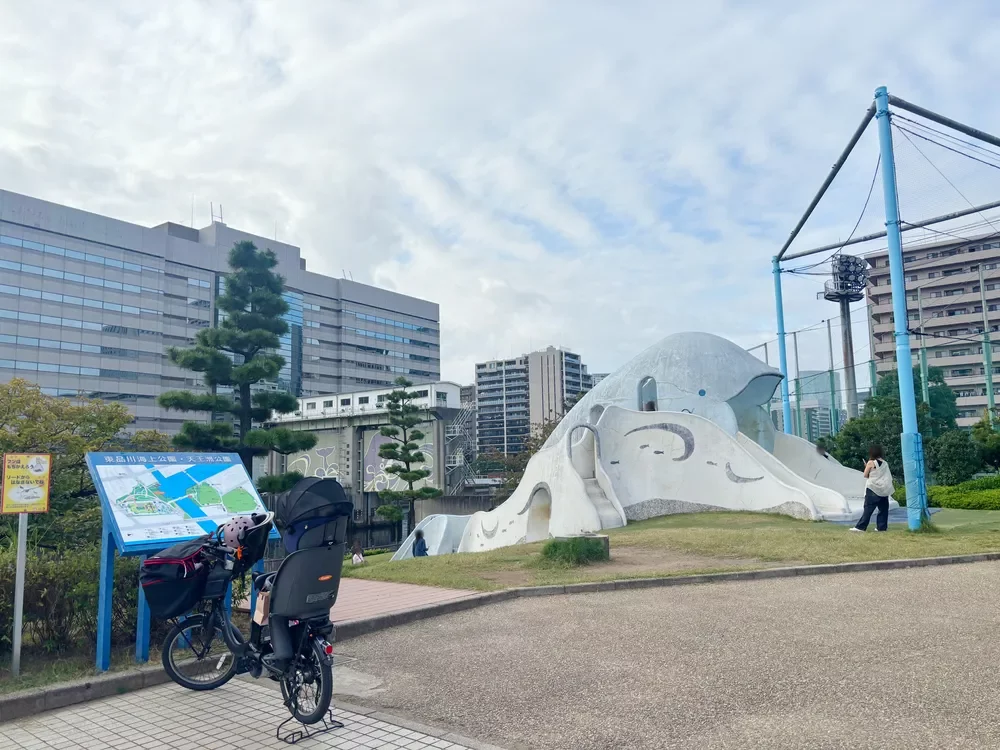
[393,332,893,560]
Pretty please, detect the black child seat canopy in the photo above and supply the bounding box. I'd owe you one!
[273,477,353,552]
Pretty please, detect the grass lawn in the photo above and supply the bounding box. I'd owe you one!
[342,511,1000,592]
[0,647,144,696]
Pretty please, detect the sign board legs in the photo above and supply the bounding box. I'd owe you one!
[11,513,27,677]
[96,524,115,672]
[135,555,150,663]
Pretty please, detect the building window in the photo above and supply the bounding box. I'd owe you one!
[305,402,316,410]
[322,400,333,408]
[340,398,350,406]
[928,272,938,278]
[358,396,369,404]
[906,274,918,282]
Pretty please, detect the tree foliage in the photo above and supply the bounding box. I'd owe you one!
[0,378,171,549]
[926,429,982,486]
[376,378,443,526]
[874,366,957,438]
[158,241,315,479]
[824,367,959,478]
[972,414,1000,472]
[825,367,980,485]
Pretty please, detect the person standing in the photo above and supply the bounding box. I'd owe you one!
[412,529,429,557]
[852,445,893,532]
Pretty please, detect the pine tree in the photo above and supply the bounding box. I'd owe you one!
[159,241,315,483]
[376,377,443,529]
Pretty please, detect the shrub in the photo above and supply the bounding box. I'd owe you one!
[540,536,609,566]
[894,475,1000,511]
[0,544,161,653]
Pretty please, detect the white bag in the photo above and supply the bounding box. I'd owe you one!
[866,460,894,497]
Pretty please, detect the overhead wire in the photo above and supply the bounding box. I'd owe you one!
[784,154,882,275]
[893,123,1000,236]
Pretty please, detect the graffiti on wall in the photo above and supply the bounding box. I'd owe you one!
[363,428,435,492]
[287,434,342,481]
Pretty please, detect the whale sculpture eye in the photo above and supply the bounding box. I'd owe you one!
[698,389,706,397]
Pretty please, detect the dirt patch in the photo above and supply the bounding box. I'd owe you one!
[479,545,779,587]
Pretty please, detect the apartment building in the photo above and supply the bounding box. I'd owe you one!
[866,233,1000,427]
[476,346,592,455]
[0,190,440,433]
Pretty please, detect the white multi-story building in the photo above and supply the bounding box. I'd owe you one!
[867,233,1000,427]
[475,346,592,455]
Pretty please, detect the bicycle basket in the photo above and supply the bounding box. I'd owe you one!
[140,536,210,619]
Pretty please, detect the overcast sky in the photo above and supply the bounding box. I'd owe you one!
[3,1,1000,384]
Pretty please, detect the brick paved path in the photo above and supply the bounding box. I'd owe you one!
[0,679,489,750]
[332,579,477,624]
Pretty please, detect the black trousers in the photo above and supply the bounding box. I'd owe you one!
[855,489,890,531]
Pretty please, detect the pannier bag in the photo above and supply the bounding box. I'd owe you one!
[139,535,210,619]
[272,478,353,552]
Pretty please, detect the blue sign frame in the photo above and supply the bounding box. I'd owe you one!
[86,452,274,671]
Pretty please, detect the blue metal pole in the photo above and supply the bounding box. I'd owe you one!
[135,554,150,663]
[874,85,928,530]
[96,523,115,672]
[772,256,793,433]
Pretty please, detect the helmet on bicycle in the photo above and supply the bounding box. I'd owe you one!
[219,515,253,549]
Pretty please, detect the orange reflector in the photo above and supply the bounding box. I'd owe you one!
[318,574,333,581]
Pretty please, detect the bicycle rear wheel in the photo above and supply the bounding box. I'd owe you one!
[280,639,333,724]
[161,614,238,691]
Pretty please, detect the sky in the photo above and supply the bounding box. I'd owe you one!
[3,0,1000,385]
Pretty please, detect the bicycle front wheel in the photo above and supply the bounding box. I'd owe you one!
[161,614,238,691]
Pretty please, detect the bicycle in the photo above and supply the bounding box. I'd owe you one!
[146,502,349,729]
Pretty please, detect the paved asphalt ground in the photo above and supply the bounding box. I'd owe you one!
[337,562,1000,749]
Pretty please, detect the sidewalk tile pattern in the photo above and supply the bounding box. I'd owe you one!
[332,579,476,624]
[0,678,473,750]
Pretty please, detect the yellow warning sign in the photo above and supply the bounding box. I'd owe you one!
[1,454,52,514]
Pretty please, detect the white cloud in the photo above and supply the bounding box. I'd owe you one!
[2,0,1000,385]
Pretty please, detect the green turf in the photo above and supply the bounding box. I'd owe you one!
[342,511,1000,591]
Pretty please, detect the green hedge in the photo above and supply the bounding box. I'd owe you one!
[0,545,159,653]
[895,475,1000,510]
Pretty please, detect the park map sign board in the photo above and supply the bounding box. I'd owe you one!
[85,451,272,671]
[86,452,267,553]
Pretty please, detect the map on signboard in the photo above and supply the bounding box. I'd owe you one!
[86,452,269,551]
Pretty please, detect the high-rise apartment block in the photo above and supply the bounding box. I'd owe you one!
[476,346,591,455]
[867,233,1000,427]
[0,190,440,433]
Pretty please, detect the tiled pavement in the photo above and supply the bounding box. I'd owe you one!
[0,678,496,750]
[331,579,477,624]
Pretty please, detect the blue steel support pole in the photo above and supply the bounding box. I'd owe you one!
[772,256,793,433]
[874,86,927,530]
[96,522,115,672]
[135,554,150,663]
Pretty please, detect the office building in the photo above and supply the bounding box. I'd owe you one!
[867,233,1000,427]
[476,346,591,455]
[0,190,440,433]
[268,382,473,542]
[590,373,610,387]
